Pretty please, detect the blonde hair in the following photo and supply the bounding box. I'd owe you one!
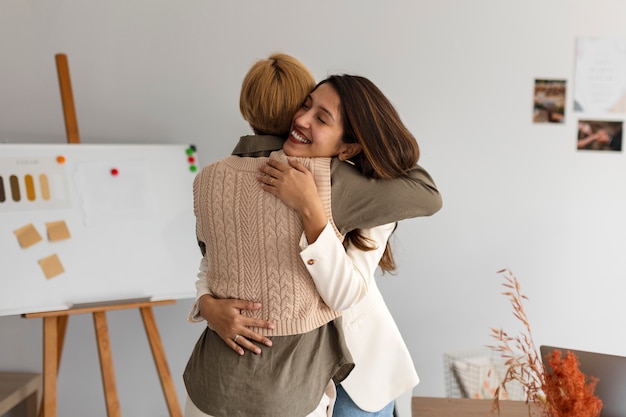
[239,53,315,137]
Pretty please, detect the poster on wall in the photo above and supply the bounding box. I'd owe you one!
[573,37,626,114]
[533,79,566,123]
[576,119,623,152]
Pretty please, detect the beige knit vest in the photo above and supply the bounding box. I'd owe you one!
[193,150,343,336]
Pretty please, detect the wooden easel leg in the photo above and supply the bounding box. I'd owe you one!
[93,312,121,417]
[56,316,68,360]
[42,317,58,417]
[139,306,182,417]
[38,316,68,417]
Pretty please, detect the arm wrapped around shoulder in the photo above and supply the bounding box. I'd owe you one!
[331,160,442,235]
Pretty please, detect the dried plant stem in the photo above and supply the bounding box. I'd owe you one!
[488,269,549,416]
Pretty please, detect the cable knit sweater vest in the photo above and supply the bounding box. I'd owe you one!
[193,150,343,336]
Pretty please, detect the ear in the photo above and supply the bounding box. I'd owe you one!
[338,143,362,161]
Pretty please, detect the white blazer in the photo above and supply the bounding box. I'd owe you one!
[300,222,419,412]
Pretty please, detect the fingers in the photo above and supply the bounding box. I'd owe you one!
[286,158,307,172]
[261,159,286,177]
[265,158,288,171]
[258,166,280,183]
[256,173,278,191]
[257,161,279,187]
[226,338,245,356]
[241,314,275,330]
[236,316,275,345]
[258,158,309,187]
[229,302,274,354]
[231,331,273,355]
[203,296,275,356]
[231,299,262,311]
[221,326,273,356]
[266,157,306,173]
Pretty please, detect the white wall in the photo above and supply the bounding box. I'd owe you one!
[2,1,626,416]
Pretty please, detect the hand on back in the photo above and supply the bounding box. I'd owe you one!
[198,294,274,355]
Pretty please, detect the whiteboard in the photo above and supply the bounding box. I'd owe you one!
[0,144,201,316]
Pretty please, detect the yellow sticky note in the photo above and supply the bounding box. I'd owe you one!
[13,224,43,249]
[46,220,71,242]
[38,254,65,280]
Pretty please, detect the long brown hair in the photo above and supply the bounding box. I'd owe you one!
[316,75,420,271]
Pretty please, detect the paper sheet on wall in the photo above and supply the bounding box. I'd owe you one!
[574,37,626,114]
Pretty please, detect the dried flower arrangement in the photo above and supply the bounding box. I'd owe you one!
[488,269,602,417]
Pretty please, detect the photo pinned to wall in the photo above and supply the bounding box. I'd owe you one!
[574,37,626,114]
[577,119,623,152]
[533,79,566,123]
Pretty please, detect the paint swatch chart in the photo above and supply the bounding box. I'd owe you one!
[0,155,71,212]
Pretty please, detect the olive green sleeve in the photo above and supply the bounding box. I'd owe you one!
[330,159,442,235]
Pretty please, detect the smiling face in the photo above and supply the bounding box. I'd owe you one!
[283,83,348,158]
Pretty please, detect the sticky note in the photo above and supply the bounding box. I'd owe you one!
[46,220,71,242]
[13,223,43,249]
[38,254,65,279]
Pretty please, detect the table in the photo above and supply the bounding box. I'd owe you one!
[0,372,41,417]
[412,396,535,417]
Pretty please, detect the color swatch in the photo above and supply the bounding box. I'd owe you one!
[0,156,70,212]
[2,174,56,202]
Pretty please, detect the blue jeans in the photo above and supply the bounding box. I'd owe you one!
[333,384,395,417]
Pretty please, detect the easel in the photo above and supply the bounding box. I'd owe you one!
[23,54,183,417]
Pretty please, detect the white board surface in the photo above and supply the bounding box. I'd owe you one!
[0,144,201,316]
